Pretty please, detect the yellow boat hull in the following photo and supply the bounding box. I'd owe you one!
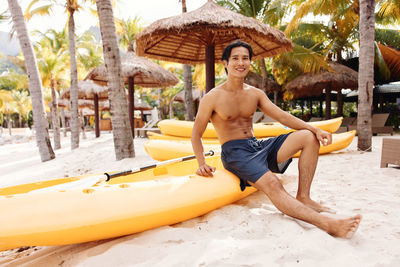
[144,131,356,161]
[0,156,256,249]
[157,117,343,138]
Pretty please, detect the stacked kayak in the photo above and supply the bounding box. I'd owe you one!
[0,155,256,250]
[148,131,220,144]
[144,131,356,161]
[157,117,343,138]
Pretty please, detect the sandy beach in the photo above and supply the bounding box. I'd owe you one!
[0,130,399,267]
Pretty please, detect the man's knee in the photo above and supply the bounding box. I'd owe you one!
[252,172,284,194]
[298,130,320,148]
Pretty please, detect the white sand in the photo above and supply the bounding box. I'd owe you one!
[1,130,399,267]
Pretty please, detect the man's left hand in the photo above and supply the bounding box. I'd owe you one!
[316,129,332,146]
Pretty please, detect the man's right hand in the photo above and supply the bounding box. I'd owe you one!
[196,163,216,177]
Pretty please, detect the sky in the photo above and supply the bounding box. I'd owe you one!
[0,0,209,35]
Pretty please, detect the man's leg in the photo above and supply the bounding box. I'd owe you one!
[248,171,361,238]
[276,130,330,212]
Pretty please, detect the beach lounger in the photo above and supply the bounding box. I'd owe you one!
[260,115,277,123]
[135,108,160,137]
[336,117,356,133]
[348,113,393,135]
[380,138,400,168]
[371,113,393,135]
[252,112,264,123]
[309,117,322,122]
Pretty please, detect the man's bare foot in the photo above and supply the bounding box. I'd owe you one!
[297,197,336,213]
[327,214,362,239]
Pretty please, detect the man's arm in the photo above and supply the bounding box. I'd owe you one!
[257,90,332,145]
[191,94,216,176]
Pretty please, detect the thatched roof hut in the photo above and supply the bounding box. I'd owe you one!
[173,89,202,103]
[135,0,292,91]
[136,1,292,64]
[285,62,358,98]
[285,62,358,118]
[59,80,108,101]
[59,81,108,137]
[244,71,281,93]
[85,51,178,138]
[85,51,179,87]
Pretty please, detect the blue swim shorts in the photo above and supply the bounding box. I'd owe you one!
[221,133,293,191]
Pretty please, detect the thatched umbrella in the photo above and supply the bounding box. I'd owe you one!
[173,89,202,102]
[135,0,292,92]
[85,51,179,138]
[285,62,358,119]
[60,80,108,137]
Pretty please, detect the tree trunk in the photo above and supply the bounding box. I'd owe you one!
[183,64,194,120]
[68,11,80,149]
[337,90,343,117]
[260,59,268,94]
[169,100,174,119]
[96,0,134,160]
[7,114,11,136]
[80,115,86,139]
[181,0,194,121]
[50,83,61,149]
[60,107,67,137]
[325,88,332,119]
[357,0,375,151]
[8,0,55,161]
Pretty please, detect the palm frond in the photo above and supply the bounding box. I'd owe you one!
[374,42,391,81]
[24,4,53,20]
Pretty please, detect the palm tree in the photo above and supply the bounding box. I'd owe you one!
[0,90,15,134]
[7,0,55,161]
[115,16,143,52]
[357,0,376,151]
[34,33,70,149]
[95,0,134,160]
[0,91,17,135]
[25,0,96,149]
[77,30,103,77]
[180,0,194,121]
[11,90,32,128]
[376,0,400,25]
[66,0,82,149]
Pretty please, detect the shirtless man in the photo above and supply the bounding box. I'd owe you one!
[191,40,361,238]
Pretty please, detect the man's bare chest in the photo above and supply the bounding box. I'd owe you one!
[213,94,258,120]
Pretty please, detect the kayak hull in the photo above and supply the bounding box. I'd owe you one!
[157,117,343,138]
[0,156,256,249]
[144,131,356,161]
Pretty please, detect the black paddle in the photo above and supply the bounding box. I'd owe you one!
[104,150,217,181]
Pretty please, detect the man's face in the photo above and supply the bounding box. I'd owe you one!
[223,46,251,78]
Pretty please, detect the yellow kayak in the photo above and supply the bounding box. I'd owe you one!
[144,131,356,161]
[148,131,220,144]
[0,156,256,250]
[158,117,343,138]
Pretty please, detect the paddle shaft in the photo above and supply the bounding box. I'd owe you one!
[104,150,216,181]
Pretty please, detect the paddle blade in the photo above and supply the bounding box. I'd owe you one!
[153,166,168,176]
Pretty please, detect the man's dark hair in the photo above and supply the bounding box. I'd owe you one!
[221,40,253,74]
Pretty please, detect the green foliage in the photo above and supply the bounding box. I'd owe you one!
[0,69,28,91]
[0,55,24,75]
[115,16,144,51]
[272,43,330,85]
[376,0,400,25]
[375,28,400,50]
[343,102,357,117]
[77,30,103,73]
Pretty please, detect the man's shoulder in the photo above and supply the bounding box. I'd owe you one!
[203,85,225,98]
[244,83,264,93]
